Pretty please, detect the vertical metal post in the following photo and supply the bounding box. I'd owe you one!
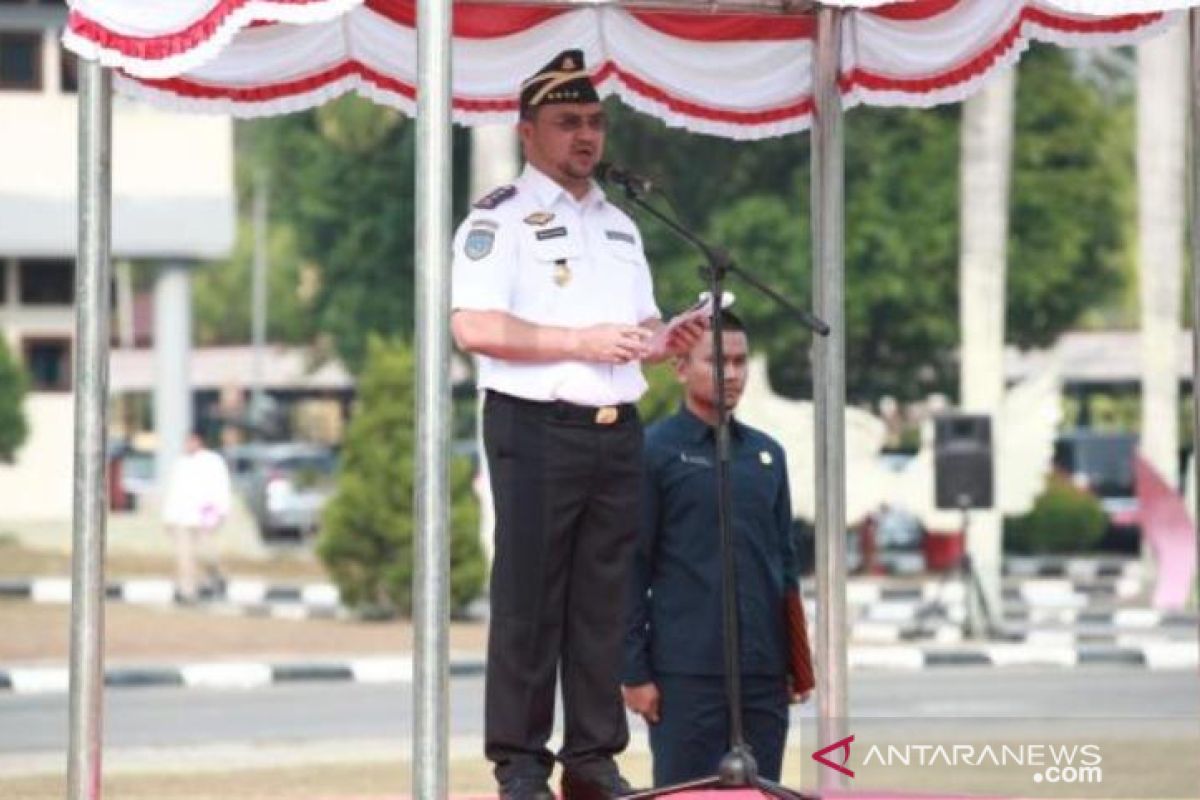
[413,0,453,797]
[67,57,111,800]
[812,5,848,791]
[251,168,269,433]
[1190,8,1200,635]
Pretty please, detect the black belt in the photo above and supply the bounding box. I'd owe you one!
[486,390,638,426]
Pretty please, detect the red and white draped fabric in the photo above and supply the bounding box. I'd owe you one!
[64,0,1177,138]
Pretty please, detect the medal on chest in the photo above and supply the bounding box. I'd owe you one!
[553,258,572,287]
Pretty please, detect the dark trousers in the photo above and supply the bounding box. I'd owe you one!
[649,673,789,786]
[483,391,643,784]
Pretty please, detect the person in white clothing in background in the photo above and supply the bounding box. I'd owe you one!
[162,431,232,603]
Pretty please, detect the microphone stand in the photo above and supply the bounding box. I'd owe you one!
[608,176,827,800]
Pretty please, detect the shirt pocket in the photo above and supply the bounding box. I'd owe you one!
[514,234,582,320]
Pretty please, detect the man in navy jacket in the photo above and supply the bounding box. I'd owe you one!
[623,311,813,785]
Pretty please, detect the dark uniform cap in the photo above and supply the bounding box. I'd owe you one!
[519,49,600,115]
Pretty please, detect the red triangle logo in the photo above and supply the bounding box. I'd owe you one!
[811,734,855,778]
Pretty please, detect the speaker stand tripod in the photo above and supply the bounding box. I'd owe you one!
[914,503,999,641]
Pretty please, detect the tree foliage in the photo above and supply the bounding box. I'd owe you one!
[606,45,1132,403]
[1004,472,1107,554]
[317,337,486,616]
[246,99,472,372]
[192,218,316,346]
[0,337,28,463]
[246,46,1132,401]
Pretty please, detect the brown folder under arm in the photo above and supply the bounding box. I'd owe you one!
[785,587,815,695]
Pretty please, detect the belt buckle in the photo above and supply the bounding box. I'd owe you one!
[594,406,619,425]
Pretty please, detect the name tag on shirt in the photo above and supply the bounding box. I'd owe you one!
[606,230,635,245]
[680,453,712,467]
[536,226,568,241]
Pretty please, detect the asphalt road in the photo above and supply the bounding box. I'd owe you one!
[1,668,1195,759]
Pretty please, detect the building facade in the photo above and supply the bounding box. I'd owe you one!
[0,1,234,519]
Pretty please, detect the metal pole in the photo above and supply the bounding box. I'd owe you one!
[251,167,269,434]
[67,57,111,800]
[812,5,848,791]
[1190,8,1200,634]
[413,0,453,797]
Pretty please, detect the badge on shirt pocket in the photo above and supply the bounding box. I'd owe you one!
[553,259,572,287]
[464,227,495,260]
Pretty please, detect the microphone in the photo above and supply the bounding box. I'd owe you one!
[594,161,654,196]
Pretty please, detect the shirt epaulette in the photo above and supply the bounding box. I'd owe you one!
[473,184,518,210]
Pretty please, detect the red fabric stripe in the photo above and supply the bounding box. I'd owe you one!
[138,60,811,125]
[367,0,568,37]
[68,0,326,61]
[596,61,813,125]
[845,6,1163,95]
[1023,7,1162,34]
[868,0,960,22]
[628,11,814,40]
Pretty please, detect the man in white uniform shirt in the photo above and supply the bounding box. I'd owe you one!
[450,50,705,800]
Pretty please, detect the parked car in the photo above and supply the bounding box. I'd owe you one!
[1052,430,1138,552]
[235,442,338,541]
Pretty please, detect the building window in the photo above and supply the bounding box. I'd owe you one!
[23,337,71,392]
[60,45,77,93]
[0,32,42,91]
[19,259,74,305]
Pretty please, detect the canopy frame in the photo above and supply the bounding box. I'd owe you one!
[64,4,1200,800]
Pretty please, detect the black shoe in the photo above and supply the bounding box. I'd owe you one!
[561,769,633,800]
[499,777,555,800]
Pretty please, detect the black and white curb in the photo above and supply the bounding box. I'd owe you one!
[0,577,343,613]
[2,640,1195,695]
[0,655,486,695]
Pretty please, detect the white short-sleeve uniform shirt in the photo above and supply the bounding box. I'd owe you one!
[451,164,661,406]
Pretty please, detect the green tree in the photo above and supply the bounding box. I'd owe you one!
[245,47,1132,400]
[1004,473,1107,554]
[0,337,28,463]
[192,219,315,346]
[317,337,485,616]
[246,98,472,372]
[605,44,1132,403]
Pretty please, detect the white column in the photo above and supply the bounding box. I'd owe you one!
[153,262,193,494]
[469,125,519,564]
[959,67,1017,629]
[1138,26,1187,488]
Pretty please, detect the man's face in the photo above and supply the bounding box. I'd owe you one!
[675,330,750,414]
[519,102,606,185]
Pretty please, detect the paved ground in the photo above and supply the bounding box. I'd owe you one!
[1,669,1197,799]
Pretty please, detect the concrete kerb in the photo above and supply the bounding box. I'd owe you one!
[1,641,1196,696]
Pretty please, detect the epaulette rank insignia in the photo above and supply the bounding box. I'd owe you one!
[474,184,517,210]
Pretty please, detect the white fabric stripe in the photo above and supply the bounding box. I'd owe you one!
[604,11,813,108]
[1041,1,1198,11]
[79,0,1172,140]
[181,662,273,689]
[64,0,364,80]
